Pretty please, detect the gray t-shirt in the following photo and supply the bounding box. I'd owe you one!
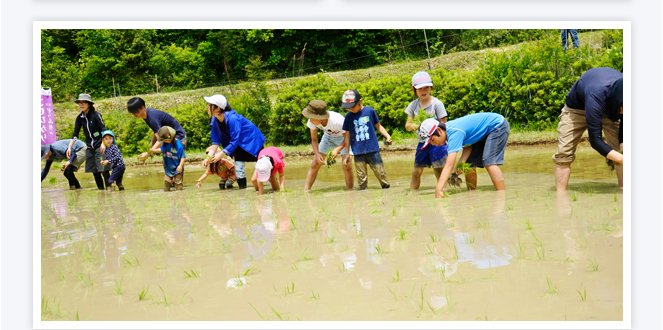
[404,96,447,120]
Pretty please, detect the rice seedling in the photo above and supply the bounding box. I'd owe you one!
[299,247,314,261]
[544,276,559,296]
[414,283,428,311]
[480,303,489,321]
[445,242,461,260]
[269,304,291,321]
[309,290,320,301]
[392,270,400,283]
[289,217,297,229]
[576,284,587,301]
[385,284,398,302]
[586,258,599,272]
[326,232,337,244]
[524,219,533,231]
[71,271,94,288]
[290,263,299,271]
[506,202,513,210]
[427,300,439,315]
[341,244,350,251]
[338,262,348,273]
[531,231,545,260]
[122,257,140,268]
[425,243,436,255]
[477,220,489,229]
[374,243,383,254]
[573,232,588,248]
[614,194,618,202]
[510,235,527,259]
[182,267,201,278]
[314,217,319,231]
[41,296,62,318]
[55,269,67,281]
[113,277,124,295]
[49,177,57,184]
[411,218,419,226]
[439,288,455,314]
[248,302,266,320]
[156,285,172,306]
[571,191,578,202]
[392,207,396,217]
[428,231,440,242]
[138,285,150,301]
[463,233,475,244]
[280,282,296,295]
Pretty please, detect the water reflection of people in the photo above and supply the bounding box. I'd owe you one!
[435,191,516,272]
[556,190,587,275]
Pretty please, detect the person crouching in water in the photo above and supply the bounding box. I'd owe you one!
[99,130,126,191]
[252,147,285,195]
[151,126,186,191]
[195,146,237,190]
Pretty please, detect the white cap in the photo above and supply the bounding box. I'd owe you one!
[418,118,441,149]
[256,156,273,182]
[203,94,228,109]
[412,71,433,89]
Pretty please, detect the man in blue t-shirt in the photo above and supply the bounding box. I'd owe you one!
[418,112,510,198]
[127,97,187,161]
[332,89,392,190]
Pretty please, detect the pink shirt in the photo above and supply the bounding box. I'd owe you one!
[258,147,285,176]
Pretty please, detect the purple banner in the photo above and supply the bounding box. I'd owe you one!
[41,88,57,145]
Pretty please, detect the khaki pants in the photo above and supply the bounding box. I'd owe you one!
[552,104,620,164]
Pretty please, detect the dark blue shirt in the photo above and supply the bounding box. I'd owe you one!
[144,108,186,140]
[565,67,623,156]
[341,106,381,155]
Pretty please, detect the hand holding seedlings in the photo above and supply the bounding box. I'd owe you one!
[325,149,336,168]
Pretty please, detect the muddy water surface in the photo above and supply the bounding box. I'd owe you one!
[40,143,623,321]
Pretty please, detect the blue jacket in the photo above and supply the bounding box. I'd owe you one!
[210,110,265,157]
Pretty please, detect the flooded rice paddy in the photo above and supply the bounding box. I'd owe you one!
[40,143,623,321]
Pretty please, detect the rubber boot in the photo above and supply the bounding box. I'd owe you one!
[237,178,247,189]
[164,182,171,192]
[102,171,111,189]
[118,184,125,191]
[219,180,226,190]
[175,183,183,190]
[93,173,105,190]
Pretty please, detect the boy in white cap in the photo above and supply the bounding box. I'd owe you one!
[404,71,449,190]
[251,146,285,195]
[418,112,509,198]
[301,99,354,191]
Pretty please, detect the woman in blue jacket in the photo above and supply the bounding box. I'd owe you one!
[202,94,265,189]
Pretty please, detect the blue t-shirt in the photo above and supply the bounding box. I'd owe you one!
[161,139,185,177]
[341,106,381,155]
[446,113,505,154]
[144,108,186,140]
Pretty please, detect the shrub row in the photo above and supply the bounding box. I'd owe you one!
[55,30,622,154]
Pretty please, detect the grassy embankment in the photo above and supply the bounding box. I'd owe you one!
[50,31,605,166]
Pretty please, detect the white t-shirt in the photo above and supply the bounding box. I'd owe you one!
[306,111,346,138]
[404,96,447,120]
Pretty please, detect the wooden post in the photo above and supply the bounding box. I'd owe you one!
[423,29,432,71]
[155,74,160,105]
[224,61,234,96]
[292,55,296,78]
[112,77,118,111]
[398,30,408,60]
[299,43,307,77]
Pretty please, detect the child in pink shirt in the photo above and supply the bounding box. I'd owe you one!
[251,147,285,195]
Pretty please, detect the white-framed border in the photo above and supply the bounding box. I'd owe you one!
[34,20,631,330]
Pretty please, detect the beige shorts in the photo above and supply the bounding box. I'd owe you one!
[71,146,87,171]
[552,104,620,165]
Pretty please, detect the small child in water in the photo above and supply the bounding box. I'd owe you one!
[196,146,237,189]
[100,130,126,191]
[151,126,186,191]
